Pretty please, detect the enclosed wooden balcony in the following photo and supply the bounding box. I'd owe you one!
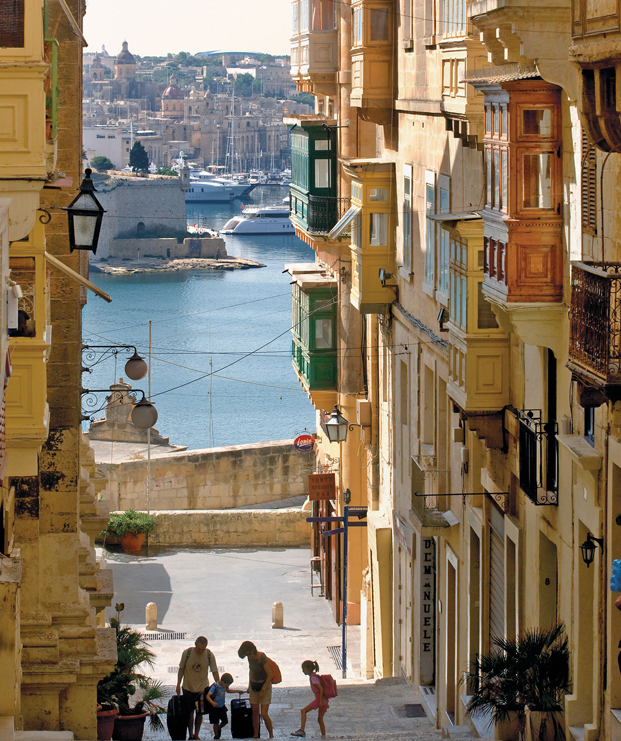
[290,0,338,94]
[290,195,351,235]
[568,261,621,393]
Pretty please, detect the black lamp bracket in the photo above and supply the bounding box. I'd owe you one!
[81,344,140,373]
[80,386,147,422]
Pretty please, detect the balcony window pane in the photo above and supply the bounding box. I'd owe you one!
[292,1,300,34]
[315,139,330,151]
[370,188,387,201]
[301,0,309,31]
[501,150,508,211]
[440,229,449,293]
[485,106,492,134]
[0,0,24,47]
[523,108,552,137]
[315,159,331,189]
[461,276,467,329]
[403,175,411,271]
[370,9,389,40]
[493,105,499,136]
[494,150,500,209]
[501,104,507,136]
[486,148,492,207]
[523,153,552,209]
[353,7,363,45]
[353,212,362,248]
[314,318,333,349]
[477,283,498,329]
[311,0,335,29]
[425,181,435,284]
[370,212,388,246]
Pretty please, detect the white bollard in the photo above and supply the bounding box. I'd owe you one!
[272,601,284,629]
[146,601,157,630]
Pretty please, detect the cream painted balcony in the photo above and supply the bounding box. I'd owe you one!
[5,222,50,476]
[291,0,338,94]
[344,160,396,314]
[442,216,510,414]
[350,0,394,124]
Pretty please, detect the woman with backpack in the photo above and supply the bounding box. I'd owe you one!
[237,641,275,739]
[290,660,336,738]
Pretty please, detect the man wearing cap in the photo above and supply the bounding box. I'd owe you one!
[177,636,220,739]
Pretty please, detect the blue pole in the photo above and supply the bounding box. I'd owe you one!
[342,505,348,679]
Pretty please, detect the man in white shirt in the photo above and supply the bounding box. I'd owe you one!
[176,636,220,739]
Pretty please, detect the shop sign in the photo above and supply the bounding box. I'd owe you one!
[308,473,336,501]
[420,537,436,685]
[294,434,315,451]
[392,511,414,557]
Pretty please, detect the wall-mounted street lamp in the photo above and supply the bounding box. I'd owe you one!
[324,405,354,444]
[81,387,158,429]
[64,168,106,254]
[82,345,148,381]
[580,532,604,567]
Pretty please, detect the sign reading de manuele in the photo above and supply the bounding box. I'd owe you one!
[308,473,336,501]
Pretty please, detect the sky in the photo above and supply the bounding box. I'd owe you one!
[83,0,292,58]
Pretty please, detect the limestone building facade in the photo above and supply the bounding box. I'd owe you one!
[287,0,621,737]
[0,1,116,738]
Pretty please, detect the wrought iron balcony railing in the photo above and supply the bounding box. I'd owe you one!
[302,195,351,235]
[517,409,558,506]
[569,261,621,386]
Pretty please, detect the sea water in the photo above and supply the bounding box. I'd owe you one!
[83,186,317,450]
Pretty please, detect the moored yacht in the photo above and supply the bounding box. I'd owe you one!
[220,206,294,234]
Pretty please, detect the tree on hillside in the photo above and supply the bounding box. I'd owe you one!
[129,141,149,173]
[90,155,115,172]
[234,73,255,97]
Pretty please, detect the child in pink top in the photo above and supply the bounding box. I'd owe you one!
[290,660,328,738]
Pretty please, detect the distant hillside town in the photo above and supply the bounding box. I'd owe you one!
[83,45,314,172]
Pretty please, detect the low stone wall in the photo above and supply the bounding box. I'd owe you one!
[145,508,310,547]
[101,439,315,511]
[110,236,226,260]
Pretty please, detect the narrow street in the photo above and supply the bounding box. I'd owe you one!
[102,546,460,741]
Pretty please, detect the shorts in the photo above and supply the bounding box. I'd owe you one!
[249,685,272,706]
[308,699,329,712]
[182,688,202,708]
[207,706,228,727]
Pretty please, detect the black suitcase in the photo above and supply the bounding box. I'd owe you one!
[167,694,191,741]
[230,697,259,739]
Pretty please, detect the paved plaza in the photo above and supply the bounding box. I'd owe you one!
[100,546,459,741]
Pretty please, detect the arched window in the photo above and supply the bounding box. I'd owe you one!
[136,222,145,235]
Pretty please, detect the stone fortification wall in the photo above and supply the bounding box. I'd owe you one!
[101,439,315,511]
[102,508,310,547]
[110,236,226,260]
[94,178,188,259]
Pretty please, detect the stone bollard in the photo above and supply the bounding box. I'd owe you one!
[272,601,284,629]
[146,602,157,630]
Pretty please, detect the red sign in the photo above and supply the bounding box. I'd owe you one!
[308,473,336,501]
[294,434,315,452]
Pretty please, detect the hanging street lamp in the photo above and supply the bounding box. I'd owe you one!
[580,532,604,567]
[131,396,158,430]
[324,404,351,444]
[64,168,106,254]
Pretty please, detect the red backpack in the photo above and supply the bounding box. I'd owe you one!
[319,674,337,698]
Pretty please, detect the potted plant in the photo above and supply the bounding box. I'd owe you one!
[465,624,571,741]
[97,616,168,741]
[102,510,157,552]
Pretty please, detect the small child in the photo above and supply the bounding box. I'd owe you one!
[291,660,328,738]
[205,673,243,740]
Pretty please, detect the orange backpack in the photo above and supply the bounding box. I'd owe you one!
[261,653,282,684]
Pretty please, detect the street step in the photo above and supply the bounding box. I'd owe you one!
[15,733,74,741]
[442,725,478,740]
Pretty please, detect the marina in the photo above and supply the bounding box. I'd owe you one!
[83,186,315,450]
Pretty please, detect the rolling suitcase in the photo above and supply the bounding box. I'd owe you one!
[167,694,190,741]
[230,697,258,739]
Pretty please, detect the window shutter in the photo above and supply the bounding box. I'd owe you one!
[0,0,24,48]
[581,129,597,235]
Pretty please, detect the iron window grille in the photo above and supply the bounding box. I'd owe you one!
[517,409,558,505]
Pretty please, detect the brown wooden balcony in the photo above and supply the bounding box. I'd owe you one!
[569,261,621,392]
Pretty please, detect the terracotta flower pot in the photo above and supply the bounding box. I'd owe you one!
[120,532,145,552]
[494,712,523,741]
[113,712,148,741]
[526,710,563,741]
[97,708,119,741]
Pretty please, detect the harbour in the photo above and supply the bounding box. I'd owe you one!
[83,186,316,451]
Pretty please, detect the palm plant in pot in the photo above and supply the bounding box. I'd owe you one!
[465,624,571,741]
[97,616,168,741]
[101,510,157,552]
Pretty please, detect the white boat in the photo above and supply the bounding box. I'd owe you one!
[220,206,295,235]
[192,170,255,198]
[185,180,237,202]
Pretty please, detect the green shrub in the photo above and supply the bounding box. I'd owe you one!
[102,510,157,538]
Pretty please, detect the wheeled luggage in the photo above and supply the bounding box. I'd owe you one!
[167,694,190,741]
[230,697,258,739]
